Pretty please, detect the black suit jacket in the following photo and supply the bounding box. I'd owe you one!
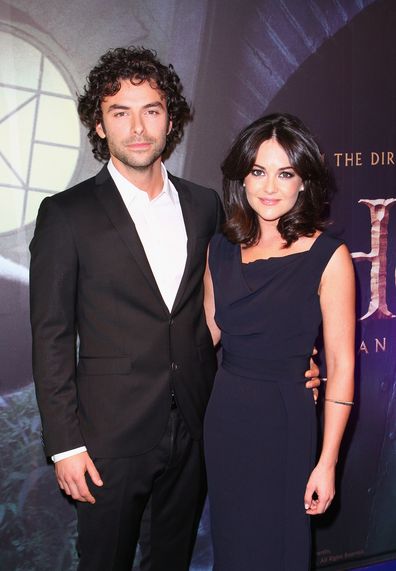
[30,165,223,458]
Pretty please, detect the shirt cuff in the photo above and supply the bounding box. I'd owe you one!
[52,446,87,463]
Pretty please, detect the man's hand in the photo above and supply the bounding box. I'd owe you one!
[304,352,321,402]
[55,451,103,504]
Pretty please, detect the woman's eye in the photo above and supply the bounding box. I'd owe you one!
[279,170,294,178]
[251,169,265,177]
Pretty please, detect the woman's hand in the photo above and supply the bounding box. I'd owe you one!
[304,463,335,515]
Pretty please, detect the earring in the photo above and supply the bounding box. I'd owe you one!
[242,182,246,188]
[299,186,304,192]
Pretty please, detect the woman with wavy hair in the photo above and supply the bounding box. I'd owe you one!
[204,113,355,570]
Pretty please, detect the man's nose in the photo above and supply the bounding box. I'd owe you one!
[131,115,144,135]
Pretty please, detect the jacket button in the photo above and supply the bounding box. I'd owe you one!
[169,318,174,326]
[171,362,179,371]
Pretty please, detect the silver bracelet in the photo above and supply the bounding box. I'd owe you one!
[325,398,354,406]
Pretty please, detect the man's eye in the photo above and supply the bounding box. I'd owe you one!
[114,111,127,117]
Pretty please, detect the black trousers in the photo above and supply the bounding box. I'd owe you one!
[76,409,207,571]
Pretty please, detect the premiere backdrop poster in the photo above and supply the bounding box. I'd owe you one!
[0,1,395,569]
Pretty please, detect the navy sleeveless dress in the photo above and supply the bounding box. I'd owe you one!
[204,232,343,571]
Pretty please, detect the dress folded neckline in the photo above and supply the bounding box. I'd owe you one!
[240,231,325,265]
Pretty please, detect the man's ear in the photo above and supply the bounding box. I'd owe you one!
[96,122,106,139]
[167,119,173,136]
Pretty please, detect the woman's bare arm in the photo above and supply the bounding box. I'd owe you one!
[203,250,221,347]
[305,244,355,514]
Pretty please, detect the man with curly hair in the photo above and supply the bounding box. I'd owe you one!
[30,46,223,571]
[30,46,319,570]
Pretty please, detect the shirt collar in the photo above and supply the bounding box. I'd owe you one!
[107,159,175,205]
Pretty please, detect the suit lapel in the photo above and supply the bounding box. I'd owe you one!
[170,174,197,312]
[93,166,170,315]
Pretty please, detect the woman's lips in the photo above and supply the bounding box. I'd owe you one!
[259,198,280,206]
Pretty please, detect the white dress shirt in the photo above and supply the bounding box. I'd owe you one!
[52,160,187,462]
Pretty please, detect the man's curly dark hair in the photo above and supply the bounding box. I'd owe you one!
[77,46,192,162]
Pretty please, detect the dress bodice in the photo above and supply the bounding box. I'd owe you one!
[209,232,343,381]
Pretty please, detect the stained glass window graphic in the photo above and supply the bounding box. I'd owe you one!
[0,30,80,234]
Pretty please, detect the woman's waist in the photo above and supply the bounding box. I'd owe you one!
[221,349,310,382]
